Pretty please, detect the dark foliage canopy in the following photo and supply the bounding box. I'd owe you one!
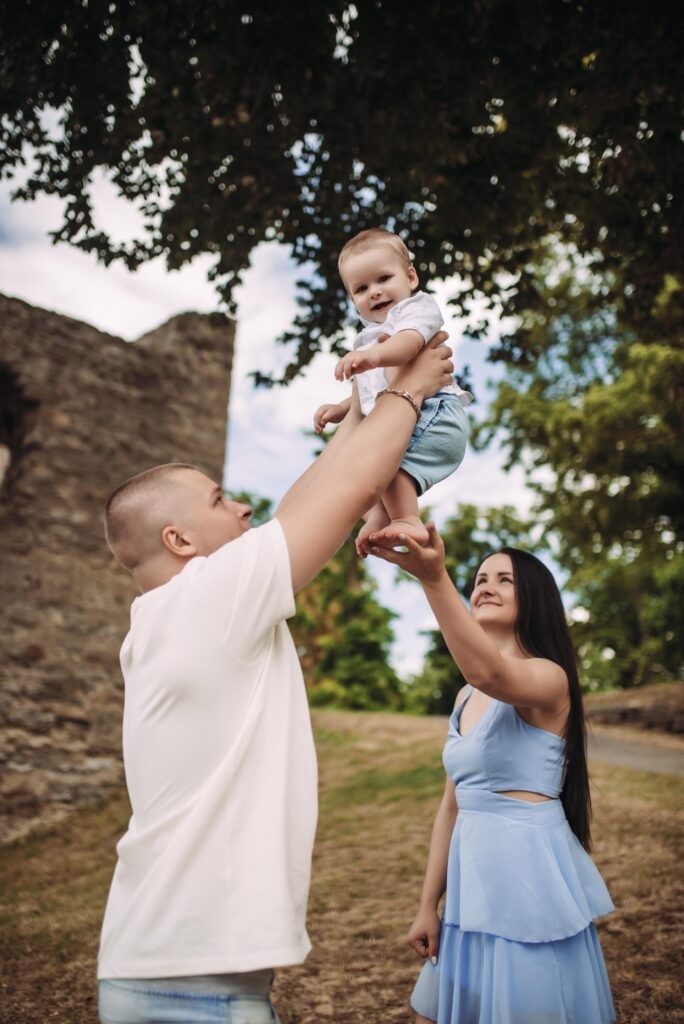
[1,0,681,381]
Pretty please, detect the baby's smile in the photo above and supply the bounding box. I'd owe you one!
[339,243,418,323]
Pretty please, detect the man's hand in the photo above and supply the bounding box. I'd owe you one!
[334,346,382,381]
[391,332,452,406]
[313,402,349,434]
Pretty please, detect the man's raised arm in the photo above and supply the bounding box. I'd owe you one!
[276,339,454,593]
[275,384,364,517]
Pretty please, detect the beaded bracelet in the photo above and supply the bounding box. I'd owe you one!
[375,387,421,422]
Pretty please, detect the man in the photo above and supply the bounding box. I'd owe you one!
[97,340,454,1023]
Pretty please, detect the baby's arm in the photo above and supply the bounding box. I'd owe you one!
[367,329,424,367]
[335,330,423,380]
[314,395,352,434]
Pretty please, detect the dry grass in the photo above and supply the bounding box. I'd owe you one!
[1,710,682,1023]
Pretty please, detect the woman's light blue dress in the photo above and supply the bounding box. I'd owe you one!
[411,686,616,1024]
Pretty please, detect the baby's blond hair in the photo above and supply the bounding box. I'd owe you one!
[337,228,412,281]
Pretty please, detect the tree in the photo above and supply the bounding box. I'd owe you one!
[1,0,681,380]
[404,503,539,714]
[568,551,684,690]
[231,489,402,708]
[476,260,684,687]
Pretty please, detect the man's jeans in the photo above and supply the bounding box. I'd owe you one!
[99,974,281,1023]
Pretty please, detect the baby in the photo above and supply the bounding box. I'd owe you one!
[314,228,472,554]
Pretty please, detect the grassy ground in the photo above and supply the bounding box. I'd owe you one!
[1,710,682,1023]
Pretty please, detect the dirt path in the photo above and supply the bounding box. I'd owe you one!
[588,726,684,775]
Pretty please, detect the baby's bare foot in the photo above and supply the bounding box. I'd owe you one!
[356,510,390,557]
[370,517,429,550]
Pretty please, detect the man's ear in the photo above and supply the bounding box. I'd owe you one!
[161,525,197,559]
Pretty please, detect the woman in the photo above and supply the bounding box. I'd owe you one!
[370,525,615,1024]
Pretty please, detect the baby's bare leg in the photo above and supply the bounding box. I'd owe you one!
[355,502,390,557]
[370,470,429,549]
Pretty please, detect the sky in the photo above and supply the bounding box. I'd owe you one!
[0,173,534,676]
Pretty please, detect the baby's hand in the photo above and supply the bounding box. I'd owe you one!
[334,352,360,381]
[313,403,347,434]
[334,346,382,381]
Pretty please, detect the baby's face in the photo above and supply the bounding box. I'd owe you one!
[340,246,418,323]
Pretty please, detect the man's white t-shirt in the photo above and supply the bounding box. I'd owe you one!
[98,519,318,979]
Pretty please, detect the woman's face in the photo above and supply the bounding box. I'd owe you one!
[470,552,518,631]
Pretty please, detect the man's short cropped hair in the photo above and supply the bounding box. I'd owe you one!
[104,463,197,569]
[337,228,412,276]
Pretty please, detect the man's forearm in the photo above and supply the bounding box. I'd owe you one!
[275,390,362,515]
[321,369,432,506]
[330,395,417,502]
[277,391,422,592]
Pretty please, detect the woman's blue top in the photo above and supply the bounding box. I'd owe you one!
[443,685,566,797]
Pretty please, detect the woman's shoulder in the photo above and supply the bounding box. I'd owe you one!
[522,656,569,690]
[496,652,568,684]
[493,654,569,715]
[507,651,573,716]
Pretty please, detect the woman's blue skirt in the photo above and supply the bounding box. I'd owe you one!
[411,790,616,1024]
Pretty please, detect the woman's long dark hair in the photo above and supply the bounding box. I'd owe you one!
[481,548,592,850]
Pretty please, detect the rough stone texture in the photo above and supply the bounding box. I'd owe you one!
[0,293,234,843]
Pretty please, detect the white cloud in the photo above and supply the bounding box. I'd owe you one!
[0,180,219,337]
[0,239,221,340]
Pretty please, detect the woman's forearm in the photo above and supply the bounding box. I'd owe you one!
[422,571,507,692]
[370,524,568,709]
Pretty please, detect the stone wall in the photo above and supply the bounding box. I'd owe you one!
[0,294,234,843]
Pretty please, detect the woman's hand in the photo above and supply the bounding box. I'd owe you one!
[369,521,447,583]
[408,905,441,962]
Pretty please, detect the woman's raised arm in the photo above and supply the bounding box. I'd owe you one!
[369,524,568,713]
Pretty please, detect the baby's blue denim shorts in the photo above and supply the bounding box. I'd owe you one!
[98,973,281,1024]
[400,394,469,496]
